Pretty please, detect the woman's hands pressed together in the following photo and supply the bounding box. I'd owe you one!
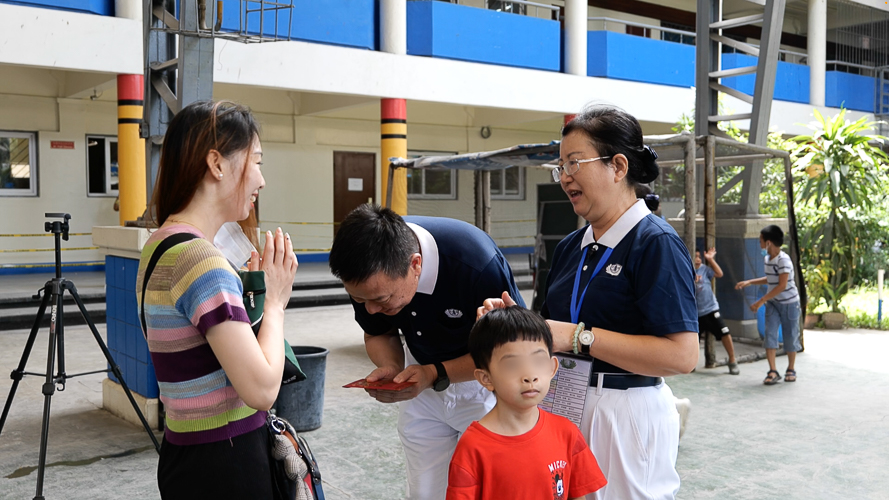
[261,227,298,312]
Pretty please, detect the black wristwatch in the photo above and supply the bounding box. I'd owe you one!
[432,362,450,392]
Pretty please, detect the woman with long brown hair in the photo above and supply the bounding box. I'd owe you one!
[137,100,297,499]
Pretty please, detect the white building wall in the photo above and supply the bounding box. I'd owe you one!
[0,3,141,74]
[0,97,120,267]
[243,111,559,255]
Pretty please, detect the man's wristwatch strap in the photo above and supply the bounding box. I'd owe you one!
[432,361,450,392]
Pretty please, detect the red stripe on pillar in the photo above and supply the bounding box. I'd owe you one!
[564,114,576,125]
[117,75,143,101]
[381,98,407,120]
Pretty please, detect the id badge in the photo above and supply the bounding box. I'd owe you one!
[538,353,592,428]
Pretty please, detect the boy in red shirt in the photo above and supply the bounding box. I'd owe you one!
[446,307,606,500]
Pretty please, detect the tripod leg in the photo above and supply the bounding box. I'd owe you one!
[55,299,66,391]
[65,282,161,453]
[34,288,64,499]
[0,284,51,436]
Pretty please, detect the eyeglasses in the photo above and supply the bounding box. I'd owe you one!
[551,156,612,182]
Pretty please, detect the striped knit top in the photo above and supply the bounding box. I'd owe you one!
[136,225,265,446]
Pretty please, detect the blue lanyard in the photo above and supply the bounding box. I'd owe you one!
[570,245,613,324]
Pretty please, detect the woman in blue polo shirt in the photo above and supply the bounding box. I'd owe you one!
[480,105,698,499]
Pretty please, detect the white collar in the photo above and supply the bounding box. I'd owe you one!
[766,250,782,263]
[581,199,651,249]
[406,222,439,295]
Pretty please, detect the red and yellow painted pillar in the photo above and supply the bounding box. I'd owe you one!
[381,98,407,215]
[564,114,576,125]
[117,74,147,225]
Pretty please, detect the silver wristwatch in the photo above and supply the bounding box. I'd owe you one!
[579,330,595,354]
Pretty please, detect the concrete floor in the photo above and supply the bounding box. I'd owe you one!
[1,299,888,499]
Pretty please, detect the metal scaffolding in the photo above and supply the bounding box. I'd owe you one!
[142,0,294,205]
[695,0,786,216]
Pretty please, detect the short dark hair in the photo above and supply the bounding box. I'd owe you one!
[761,225,784,247]
[469,307,553,371]
[329,204,419,284]
[562,104,659,186]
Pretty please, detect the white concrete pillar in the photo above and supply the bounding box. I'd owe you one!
[381,0,407,55]
[115,0,141,21]
[808,0,827,106]
[564,0,587,76]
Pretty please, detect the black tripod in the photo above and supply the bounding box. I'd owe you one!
[0,213,160,500]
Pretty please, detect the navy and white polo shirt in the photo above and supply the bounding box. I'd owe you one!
[765,250,799,304]
[542,200,698,375]
[352,216,525,366]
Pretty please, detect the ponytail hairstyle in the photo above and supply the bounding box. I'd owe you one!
[561,104,659,187]
[634,183,660,212]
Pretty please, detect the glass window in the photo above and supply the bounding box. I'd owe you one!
[490,166,524,200]
[406,150,458,200]
[0,131,37,197]
[87,135,119,196]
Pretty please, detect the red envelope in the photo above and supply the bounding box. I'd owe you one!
[343,378,416,391]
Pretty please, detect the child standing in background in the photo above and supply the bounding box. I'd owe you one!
[695,248,740,375]
[736,225,802,385]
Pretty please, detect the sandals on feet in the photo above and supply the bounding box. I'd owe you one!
[763,370,781,385]
[785,369,797,382]
[728,362,740,375]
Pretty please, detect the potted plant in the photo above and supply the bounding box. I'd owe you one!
[802,263,827,328]
[792,108,889,330]
[821,281,847,329]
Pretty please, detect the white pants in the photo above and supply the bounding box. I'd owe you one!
[397,351,495,500]
[580,381,681,500]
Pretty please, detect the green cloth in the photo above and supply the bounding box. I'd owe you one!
[239,270,305,383]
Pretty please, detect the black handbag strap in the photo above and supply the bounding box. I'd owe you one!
[140,232,198,336]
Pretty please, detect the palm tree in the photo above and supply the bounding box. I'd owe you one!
[792,109,889,312]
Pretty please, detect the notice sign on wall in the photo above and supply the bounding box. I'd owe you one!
[51,141,75,150]
[348,178,364,192]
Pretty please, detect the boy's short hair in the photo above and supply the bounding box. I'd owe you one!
[761,225,784,247]
[469,306,553,371]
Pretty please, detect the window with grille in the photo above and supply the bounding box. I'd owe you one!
[0,131,38,197]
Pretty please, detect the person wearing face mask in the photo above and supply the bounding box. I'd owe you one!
[478,104,699,499]
[735,225,801,385]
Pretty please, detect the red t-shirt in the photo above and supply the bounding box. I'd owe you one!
[446,409,606,500]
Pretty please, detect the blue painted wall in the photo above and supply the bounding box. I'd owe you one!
[407,1,560,72]
[0,261,103,275]
[587,31,695,87]
[696,236,766,324]
[826,71,875,112]
[721,53,810,104]
[106,255,158,398]
[1,0,112,15]
[220,0,377,50]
